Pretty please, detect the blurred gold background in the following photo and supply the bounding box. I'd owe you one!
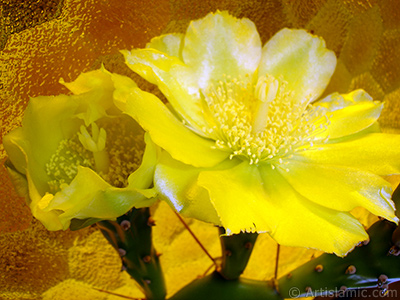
[1,0,400,299]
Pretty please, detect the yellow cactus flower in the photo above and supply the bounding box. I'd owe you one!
[3,68,158,231]
[117,11,400,256]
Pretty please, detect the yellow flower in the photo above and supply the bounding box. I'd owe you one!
[3,68,158,231]
[117,11,400,256]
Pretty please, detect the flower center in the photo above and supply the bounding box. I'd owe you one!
[46,136,94,193]
[46,115,145,193]
[202,75,329,167]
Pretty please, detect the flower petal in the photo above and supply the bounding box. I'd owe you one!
[4,159,29,199]
[317,90,383,139]
[30,193,64,230]
[123,49,207,133]
[60,67,115,95]
[61,68,119,126]
[3,128,28,175]
[127,133,160,190]
[259,28,336,104]
[154,151,222,225]
[297,133,400,175]
[115,83,230,168]
[22,95,80,169]
[198,162,272,234]
[182,11,262,89]
[3,95,81,197]
[110,71,139,112]
[146,33,184,59]
[279,161,397,222]
[44,167,153,230]
[197,162,368,255]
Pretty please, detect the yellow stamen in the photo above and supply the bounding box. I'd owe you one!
[46,136,94,193]
[202,75,330,167]
[46,116,144,192]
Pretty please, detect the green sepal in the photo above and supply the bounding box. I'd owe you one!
[278,220,400,298]
[169,271,282,300]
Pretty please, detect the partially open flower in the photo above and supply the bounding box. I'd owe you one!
[118,11,400,256]
[3,68,158,231]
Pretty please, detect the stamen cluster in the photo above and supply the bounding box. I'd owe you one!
[46,116,144,192]
[46,137,94,193]
[202,75,330,168]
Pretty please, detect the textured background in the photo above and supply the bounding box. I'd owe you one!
[1,0,400,299]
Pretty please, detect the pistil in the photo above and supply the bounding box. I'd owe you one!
[78,123,110,174]
[252,75,279,134]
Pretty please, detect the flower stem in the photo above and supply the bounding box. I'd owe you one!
[218,227,258,280]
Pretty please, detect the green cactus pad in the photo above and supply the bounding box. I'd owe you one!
[169,271,282,300]
[219,227,258,280]
[278,220,400,298]
[98,208,166,300]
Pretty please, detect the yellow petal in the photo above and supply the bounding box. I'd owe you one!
[198,162,272,234]
[279,161,397,222]
[30,193,64,231]
[4,159,29,199]
[45,167,151,230]
[21,95,80,173]
[62,68,119,126]
[4,95,80,197]
[110,71,138,112]
[297,133,400,175]
[146,33,184,58]
[197,162,368,255]
[3,128,28,175]
[259,28,336,104]
[60,67,114,95]
[117,84,229,168]
[127,133,160,189]
[154,151,221,225]
[122,49,207,133]
[317,90,383,139]
[182,11,261,89]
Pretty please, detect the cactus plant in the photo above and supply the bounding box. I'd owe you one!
[166,218,400,299]
[278,219,400,298]
[97,208,166,300]
[169,271,282,300]
[218,227,258,280]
